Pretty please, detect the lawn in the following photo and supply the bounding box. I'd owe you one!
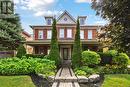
[102,74,130,87]
[0,76,35,87]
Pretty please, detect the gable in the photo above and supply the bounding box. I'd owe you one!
[57,11,76,24]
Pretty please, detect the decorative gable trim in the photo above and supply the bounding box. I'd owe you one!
[57,10,76,23]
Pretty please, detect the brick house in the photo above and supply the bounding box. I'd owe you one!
[26,11,99,60]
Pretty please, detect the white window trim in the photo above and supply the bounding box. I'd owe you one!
[80,30,84,39]
[47,30,52,39]
[59,29,64,38]
[38,30,43,39]
[67,29,72,38]
[88,30,92,39]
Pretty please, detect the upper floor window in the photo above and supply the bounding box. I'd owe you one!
[38,30,43,39]
[80,30,84,39]
[47,30,52,39]
[59,29,64,38]
[88,30,92,39]
[47,19,52,25]
[67,29,72,38]
[79,18,85,25]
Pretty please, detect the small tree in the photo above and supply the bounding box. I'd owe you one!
[16,44,26,58]
[72,19,82,68]
[49,18,60,66]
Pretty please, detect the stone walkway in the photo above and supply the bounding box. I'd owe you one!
[52,60,80,87]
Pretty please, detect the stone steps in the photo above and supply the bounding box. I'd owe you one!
[52,67,80,87]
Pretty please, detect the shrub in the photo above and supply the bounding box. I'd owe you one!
[0,57,56,76]
[75,70,86,76]
[26,54,45,59]
[78,66,95,75]
[98,50,118,65]
[113,53,129,67]
[99,65,129,74]
[16,44,26,58]
[106,50,118,57]
[82,51,101,66]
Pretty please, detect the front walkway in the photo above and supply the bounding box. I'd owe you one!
[52,60,80,87]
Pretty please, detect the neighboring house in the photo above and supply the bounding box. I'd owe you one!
[21,31,33,54]
[26,11,99,60]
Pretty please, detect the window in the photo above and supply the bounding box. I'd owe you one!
[47,30,52,39]
[47,19,52,25]
[59,29,64,38]
[67,29,72,38]
[80,30,84,39]
[88,30,92,39]
[38,30,43,39]
[79,18,85,25]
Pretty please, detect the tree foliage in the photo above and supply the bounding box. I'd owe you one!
[49,18,60,66]
[16,44,26,58]
[92,0,130,53]
[0,14,24,50]
[72,19,82,68]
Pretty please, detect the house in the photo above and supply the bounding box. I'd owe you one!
[26,11,99,60]
[21,31,33,54]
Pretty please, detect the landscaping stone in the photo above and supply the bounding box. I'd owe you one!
[77,76,89,83]
[47,76,55,82]
[88,74,100,82]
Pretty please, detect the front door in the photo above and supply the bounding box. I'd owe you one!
[63,48,69,60]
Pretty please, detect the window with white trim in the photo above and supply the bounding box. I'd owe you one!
[47,30,52,39]
[67,29,72,38]
[80,30,84,39]
[38,30,43,39]
[88,30,92,39]
[59,29,64,38]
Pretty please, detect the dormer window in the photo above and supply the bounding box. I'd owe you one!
[47,19,52,25]
[44,16,53,25]
[79,16,87,25]
[79,18,85,25]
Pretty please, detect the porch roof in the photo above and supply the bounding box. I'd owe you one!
[25,40,99,46]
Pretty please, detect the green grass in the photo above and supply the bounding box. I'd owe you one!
[102,74,130,87]
[0,76,35,87]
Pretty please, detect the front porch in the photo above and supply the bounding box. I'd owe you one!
[26,42,99,63]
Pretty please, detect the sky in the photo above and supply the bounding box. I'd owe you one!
[14,0,108,34]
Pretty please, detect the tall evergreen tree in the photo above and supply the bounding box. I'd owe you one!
[49,18,60,66]
[72,19,82,68]
[0,14,24,50]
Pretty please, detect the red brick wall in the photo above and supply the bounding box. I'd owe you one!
[33,27,97,40]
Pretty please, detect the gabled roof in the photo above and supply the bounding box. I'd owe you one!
[57,10,76,23]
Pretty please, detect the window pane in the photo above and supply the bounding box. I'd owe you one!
[38,30,43,39]
[59,29,64,38]
[80,30,84,39]
[47,19,52,25]
[47,30,52,39]
[67,29,72,38]
[88,30,92,39]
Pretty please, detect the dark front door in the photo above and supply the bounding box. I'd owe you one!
[63,48,69,60]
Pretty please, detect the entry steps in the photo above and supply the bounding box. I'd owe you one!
[52,67,80,87]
